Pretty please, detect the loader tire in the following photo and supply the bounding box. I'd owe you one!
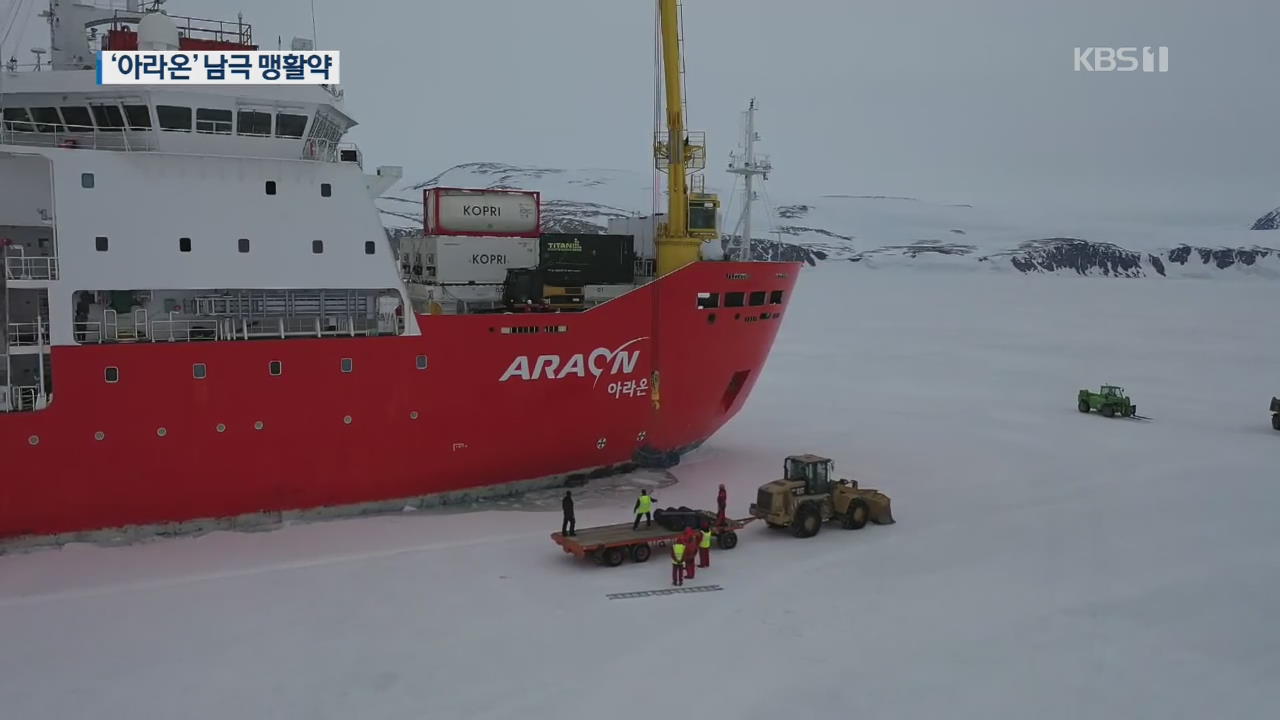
[1272,414,1280,431]
[1078,400,1090,413]
[842,499,870,530]
[1101,405,1115,418]
[792,503,822,538]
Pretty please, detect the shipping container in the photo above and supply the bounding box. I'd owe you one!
[539,233,636,286]
[403,235,538,285]
[607,215,661,260]
[584,284,632,303]
[425,187,540,238]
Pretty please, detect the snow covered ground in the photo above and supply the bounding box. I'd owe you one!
[3,265,1279,720]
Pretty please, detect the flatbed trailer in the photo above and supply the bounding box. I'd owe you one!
[551,513,756,566]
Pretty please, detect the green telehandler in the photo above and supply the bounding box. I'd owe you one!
[1078,385,1149,420]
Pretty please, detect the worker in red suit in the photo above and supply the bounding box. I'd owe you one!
[681,526,698,580]
[671,539,686,586]
[716,484,727,525]
[698,521,713,568]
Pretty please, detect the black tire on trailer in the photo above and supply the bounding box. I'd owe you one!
[630,543,651,563]
[842,498,870,530]
[1272,414,1280,431]
[1078,400,1090,413]
[792,503,821,538]
[1101,405,1115,418]
[717,531,738,550]
[602,547,625,567]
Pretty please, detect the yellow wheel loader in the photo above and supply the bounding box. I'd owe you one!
[749,455,895,538]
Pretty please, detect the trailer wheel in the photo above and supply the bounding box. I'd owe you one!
[601,547,625,567]
[1078,400,1090,413]
[1272,414,1280,431]
[630,544,651,563]
[792,503,821,538]
[1101,405,1115,418]
[717,531,738,550]
[842,499,869,530]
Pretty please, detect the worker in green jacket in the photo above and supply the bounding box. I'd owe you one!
[632,489,655,530]
[671,541,686,586]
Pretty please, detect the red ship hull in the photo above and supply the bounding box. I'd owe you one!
[0,261,799,540]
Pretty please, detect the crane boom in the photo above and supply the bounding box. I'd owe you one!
[655,0,718,277]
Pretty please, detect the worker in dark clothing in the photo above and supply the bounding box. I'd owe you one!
[561,490,576,536]
[632,489,655,530]
[716,484,727,525]
[671,540,686,586]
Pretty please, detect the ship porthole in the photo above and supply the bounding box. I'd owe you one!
[254,421,265,431]
[94,431,105,441]
[157,427,167,438]
[409,411,419,420]
[28,435,39,446]
[216,423,226,433]
[343,415,353,425]
[636,431,647,442]
[707,313,716,324]
[596,437,607,450]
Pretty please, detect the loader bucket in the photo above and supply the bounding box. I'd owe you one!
[871,493,896,525]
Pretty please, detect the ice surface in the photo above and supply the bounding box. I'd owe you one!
[2,265,1279,720]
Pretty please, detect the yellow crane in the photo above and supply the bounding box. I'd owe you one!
[654,0,720,277]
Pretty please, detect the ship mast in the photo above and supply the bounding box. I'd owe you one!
[726,99,772,262]
[654,0,718,277]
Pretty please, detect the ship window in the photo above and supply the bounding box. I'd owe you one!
[60,106,93,131]
[321,183,332,197]
[237,110,272,136]
[364,241,376,255]
[770,290,784,304]
[416,355,428,370]
[122,104,152,130]
[275,113,307,138]
[193,363,207,379]
[725,291,745,308]
[30,107,64,133]
[3,107,34,132]
[179,237,191,253]
[95,236,109,252]
[269,360,282,376]
[104,366,120,383]
[157,105,191,131]
[90,104,125,131]
[196,108,232,134]
[81,173,95,188]
[749,291,767,306]
[265,180,277,195]
[340,358,353,373]
[238,238,250,253]
[696,292,719,309]
[312,240,324,254]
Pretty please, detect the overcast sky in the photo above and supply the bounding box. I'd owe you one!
[6,0,1280,220]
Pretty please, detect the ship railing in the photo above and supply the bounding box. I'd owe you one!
[6,321,50,348]
[5,385,42,412]
[0,121,156,152]
[150,318,220,343]
[74,321,104,344]
[4,254,59,281]
[302,138,362,167]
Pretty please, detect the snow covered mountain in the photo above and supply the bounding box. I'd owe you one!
[378,163,1280,278]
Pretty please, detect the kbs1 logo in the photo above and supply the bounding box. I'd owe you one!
[1074,46,1168,73]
